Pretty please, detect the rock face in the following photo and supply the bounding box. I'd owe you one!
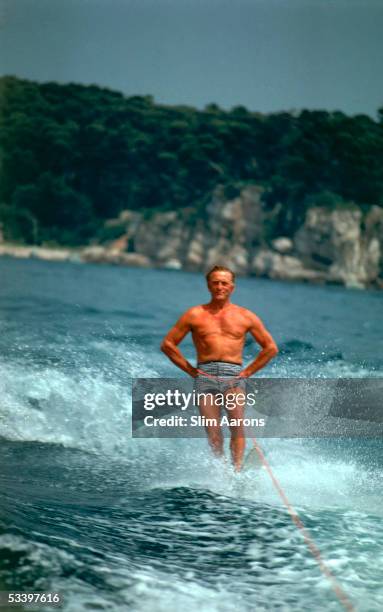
[117,185,268,276]
[93,186,382,288]
[81,246,151,267]
[0,244,76,262]
[251,250,326,283]
[294,206,383,288]
[1,186,382,289]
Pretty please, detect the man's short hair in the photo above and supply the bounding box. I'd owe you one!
[205,265,235,283]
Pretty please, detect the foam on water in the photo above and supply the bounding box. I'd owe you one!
[135,437,383,519]
[2,491,382,612]
[1,338,382,518]
[1,340,380,450]
[0,359,131,453]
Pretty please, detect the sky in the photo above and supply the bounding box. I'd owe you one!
[0,0,382,118]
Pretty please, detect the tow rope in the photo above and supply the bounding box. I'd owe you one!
[196,369,355,611]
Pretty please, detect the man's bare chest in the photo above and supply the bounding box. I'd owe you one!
[192,313,248,339]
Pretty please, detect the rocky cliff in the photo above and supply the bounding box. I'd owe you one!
[81,185,383,289]
[1,185,382,289]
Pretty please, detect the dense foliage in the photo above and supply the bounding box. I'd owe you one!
[1,76,382,245]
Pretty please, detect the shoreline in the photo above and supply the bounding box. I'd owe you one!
[1,242,382,291]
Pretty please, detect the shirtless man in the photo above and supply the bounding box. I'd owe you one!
[160,265,278,470]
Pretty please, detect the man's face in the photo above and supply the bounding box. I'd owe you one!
[207,271,235,301]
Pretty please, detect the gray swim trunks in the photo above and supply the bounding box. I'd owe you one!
[195,361,247,395]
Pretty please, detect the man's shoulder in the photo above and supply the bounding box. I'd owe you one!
[231,303,256,317]
[231,304,260,324]
[181,305,204,320]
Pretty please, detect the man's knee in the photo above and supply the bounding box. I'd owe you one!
[207,428,223,446]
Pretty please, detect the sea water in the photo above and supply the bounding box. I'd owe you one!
[0,257,382,611]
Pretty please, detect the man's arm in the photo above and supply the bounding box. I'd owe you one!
[160,310,198,377]
[239,313,278,378]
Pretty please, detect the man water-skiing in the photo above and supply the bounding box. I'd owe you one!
[161,265,278,470]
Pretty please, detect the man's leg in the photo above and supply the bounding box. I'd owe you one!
[198,394,223,458]
[225,389,246,471]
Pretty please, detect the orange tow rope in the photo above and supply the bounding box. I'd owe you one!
[197,370,355,611]
[249,436,355,612]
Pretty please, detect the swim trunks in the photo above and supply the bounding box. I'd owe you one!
[195,361,247,395]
